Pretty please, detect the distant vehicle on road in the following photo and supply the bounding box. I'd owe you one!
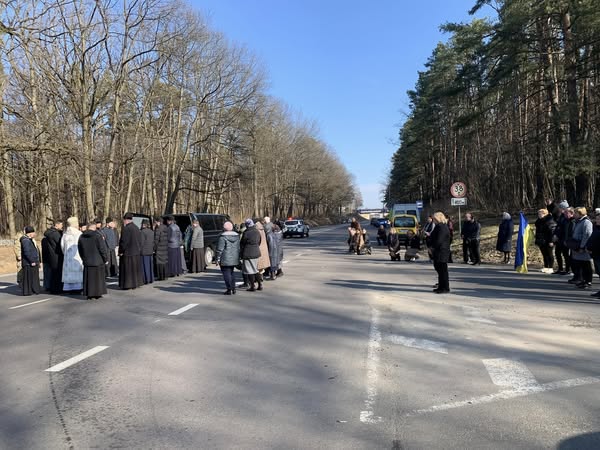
[371,217,390,228]
[283,218,309,238]
[389,202,423,224]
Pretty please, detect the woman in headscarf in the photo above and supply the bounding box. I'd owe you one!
[496,212,514,264]
[255,220,271,284]
[240,219,262,291]
[61,217,84,293]
[215,221,240,295]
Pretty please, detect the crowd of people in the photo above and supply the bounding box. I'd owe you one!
[15,214,285,299]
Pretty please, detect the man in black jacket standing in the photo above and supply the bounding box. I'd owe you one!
[101,217,119,278]
[41,220,63,294]
[461,212,481,265]
[78,222,108,300]
[119,213,143,290]
[21,226,41,296]
[430,212,451,294]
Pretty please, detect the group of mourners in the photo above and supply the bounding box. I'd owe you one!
[529,200,600,296]
[15,214,285,299]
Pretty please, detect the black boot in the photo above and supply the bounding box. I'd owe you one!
[247,274,256,291]
[256,272,263,291]
[276,269,284,277]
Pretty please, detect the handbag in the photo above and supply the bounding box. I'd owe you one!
[566,238,580,251]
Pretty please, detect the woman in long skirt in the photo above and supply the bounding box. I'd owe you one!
[21,226,41,296]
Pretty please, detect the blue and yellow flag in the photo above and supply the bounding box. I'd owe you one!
[515,212,535,273]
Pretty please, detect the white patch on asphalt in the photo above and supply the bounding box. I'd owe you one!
[168,303,199,316]
[385,334,448,354]
[9,298,53,309]
[282,260,289,264]
[483,359,539,390]
[462,306,496,324]
[295,253,304,257]
[45,346,109,372]
[235,281,245,287]
[0,285,13,290]
[107,281,118,285]
[405,376,600,417]
[360,307,383,424]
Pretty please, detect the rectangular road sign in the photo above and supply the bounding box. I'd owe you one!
[451,197,467,206]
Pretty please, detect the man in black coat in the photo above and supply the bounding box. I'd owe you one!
[78,222,108,300]
[41,220,63,294]
[153,217,169,281]
[461,212,481,264]
[21,226,41,296]
[119,213,143,289]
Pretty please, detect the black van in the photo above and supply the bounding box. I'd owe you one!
[126,212,230,266]
[172,213,230,266]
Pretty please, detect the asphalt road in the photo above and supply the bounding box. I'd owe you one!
[1,222,599,449]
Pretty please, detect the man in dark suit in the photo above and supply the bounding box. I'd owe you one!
[118,213,143,289]
[78,222,108,300]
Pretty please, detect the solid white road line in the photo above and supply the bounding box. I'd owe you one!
[405,376,600,417]
[483,358,539,390]
[386,334,448,354]
[360,307,383,424]
[462,306,497,325]
[45,346,109,372]
[168,303,199,316]
[9,298,53,310]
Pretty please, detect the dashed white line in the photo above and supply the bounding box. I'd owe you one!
[483,359,539,389]
[386,334,448,354]
[168,303,199,316]
[45,346,109,372]
[360,307,383,424]
[9,298,53,310]
[405,376,600,417]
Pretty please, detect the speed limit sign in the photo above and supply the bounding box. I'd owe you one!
[450,182,467,198]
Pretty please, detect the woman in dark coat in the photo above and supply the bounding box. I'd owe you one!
[21,226,41,296]
[78,223,108,300]
[535,208,557,273]
[266,224,281,280]
[153,218,169,281]
[240,219,262,291]
[430,212,451,294]
[496,212,514,264]
[166,216,183,277]
[140,220,154,284]
[189,220,206,273]
[119,213,143,289]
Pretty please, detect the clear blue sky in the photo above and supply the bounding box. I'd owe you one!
[192,0,491,208]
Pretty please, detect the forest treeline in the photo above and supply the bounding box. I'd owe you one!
[386,0,600,212]
[0,0,358,237]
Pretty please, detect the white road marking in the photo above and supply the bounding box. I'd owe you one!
[107,281,118,286]
[386,334,448,354]
[295,253,304,257]
[9,298,53,309]
[168,303,199,316]
[0,285,13,290]
[360,307,383,424]
[462,306,496,325]
[483,359,539,389]
[405,376,600,417]
[235,281,245,287]
[153,319,161,323]
[282,260,289,264]
[45,346,109,372]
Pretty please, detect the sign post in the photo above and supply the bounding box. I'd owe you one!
[450,182,467,235]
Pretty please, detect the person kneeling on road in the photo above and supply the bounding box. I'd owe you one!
[404,230,421,262]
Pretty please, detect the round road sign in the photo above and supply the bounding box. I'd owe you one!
[450,182,467,198]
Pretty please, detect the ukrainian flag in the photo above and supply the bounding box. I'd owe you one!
[515,212,535,273]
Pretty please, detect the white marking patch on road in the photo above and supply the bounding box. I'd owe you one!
[168,303,199,316]
[360,307,383,424]
[295,253,304,257]
[9,298,53,309]
[282,260,289,264]
[405,376,600,417]
[462,306,496,325]
[0,285,13,290]
[107,281,118,286]
[45,346,109,372]
[483,358,539,390]
[386,334,448,354]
